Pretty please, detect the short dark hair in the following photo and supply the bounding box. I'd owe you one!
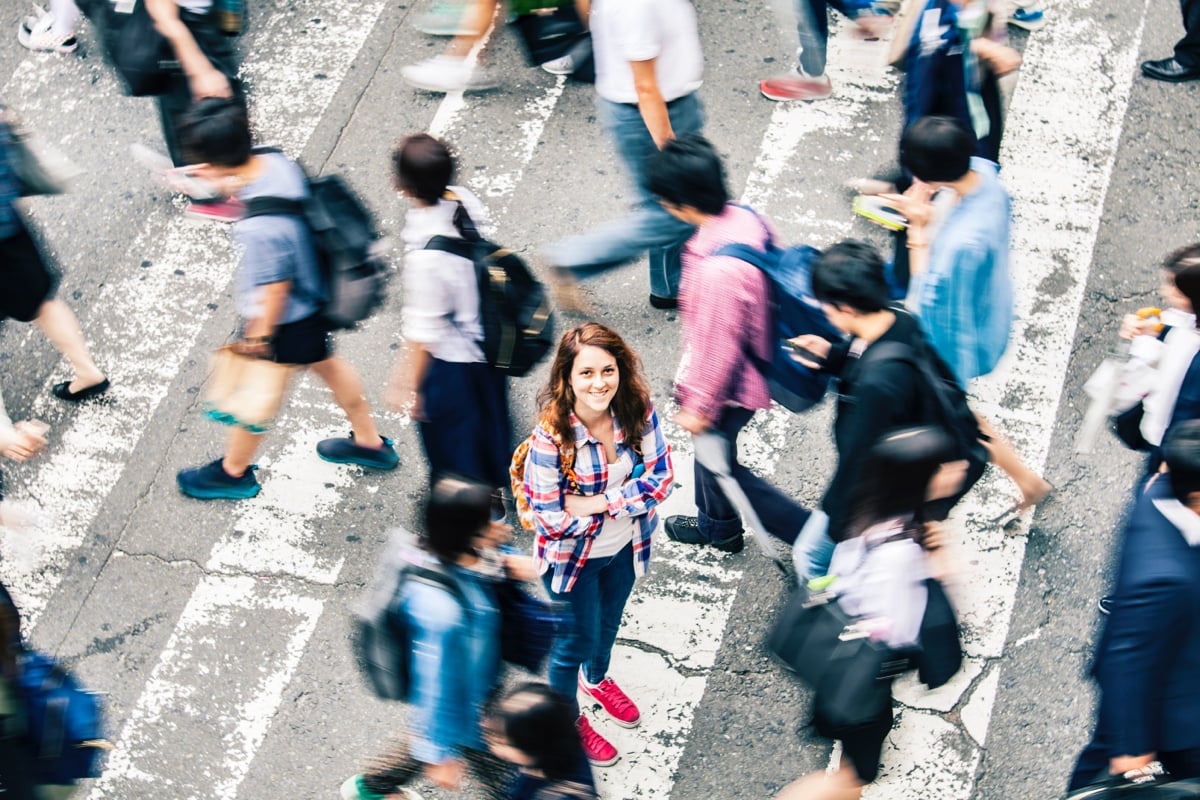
[1163,420,1200,502]
[177,97,253,168]
[393,133,455,204]
[422,475,492,563]
[844,426,959,540]
[487,683,587,781]
[900,116,974,183]
[646,133,730,216]
[1171,262,1200,318]
[811,240,890,313]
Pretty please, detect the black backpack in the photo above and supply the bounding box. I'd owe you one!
[856,326,989,517]
[423,204,554,377]
[351,533,466,702]
[243,165,390,331]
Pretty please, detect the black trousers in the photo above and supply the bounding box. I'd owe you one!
[1069,726,1200,791]
[157,11,244,166]
[1176,0,1200,68]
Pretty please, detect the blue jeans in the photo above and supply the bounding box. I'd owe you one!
[543,93,704,299]
[418,359,511,489]
[792,508,835,580]
[793,0,870,76]
[542,540,637,714]
[695,406,811,544]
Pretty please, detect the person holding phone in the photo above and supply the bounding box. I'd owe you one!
[519,322,674,767]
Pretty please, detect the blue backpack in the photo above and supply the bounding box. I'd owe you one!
[716,237,841,413]
[17,649,109,784]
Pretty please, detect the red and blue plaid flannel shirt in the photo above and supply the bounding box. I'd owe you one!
[523,405,674,593]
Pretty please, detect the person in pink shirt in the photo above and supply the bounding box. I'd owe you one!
[647,135,814,553]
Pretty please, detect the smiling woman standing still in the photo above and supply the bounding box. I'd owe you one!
[519,323,674,768]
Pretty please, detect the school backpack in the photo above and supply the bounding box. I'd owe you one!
[243,163,390,330]
[715,236,842,413]
[350,529,465,702]
[421,207,555,377]
[16,649,110,784]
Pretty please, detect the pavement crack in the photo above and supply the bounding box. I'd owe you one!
[112,547,347,590]
[613,637,710,678]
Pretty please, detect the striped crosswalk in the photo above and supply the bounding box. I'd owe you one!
[0,0,1156,796]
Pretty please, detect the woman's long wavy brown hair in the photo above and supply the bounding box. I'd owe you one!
[536,323,651,450]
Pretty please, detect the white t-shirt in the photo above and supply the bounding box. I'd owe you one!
[588,455,638,559]
[590,0,705,104]
[178,0,214,13]
[400,187,489,364]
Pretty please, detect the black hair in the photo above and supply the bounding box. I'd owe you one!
[422,475,493,563]
[645,133,730,216]
[393,133,455,205]
[843,426,959,541]
[811,240,891,313]
[1162,420,1200,502]
[899,116,974,183]
[177,96,253,168]
[489,683,590,782]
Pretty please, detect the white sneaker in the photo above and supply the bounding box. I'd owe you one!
[401,55,497,93]
[17,6,78,54]
[130,143,222,201]
[541,54,575,75]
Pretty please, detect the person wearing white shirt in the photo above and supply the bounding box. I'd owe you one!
[387,134,511,488]
[542,0,707,310]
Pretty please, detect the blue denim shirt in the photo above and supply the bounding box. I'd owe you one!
[908,157,1013,385]
[401,560,500,764]
[0,120,21,240]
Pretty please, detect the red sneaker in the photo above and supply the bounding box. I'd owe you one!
[759,71,834,101]
[576,715,619,768]
[579,673,641,727]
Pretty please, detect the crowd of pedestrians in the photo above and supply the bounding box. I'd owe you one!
[2,0,1200,797]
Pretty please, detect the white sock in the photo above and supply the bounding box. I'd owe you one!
[49,0,81,36]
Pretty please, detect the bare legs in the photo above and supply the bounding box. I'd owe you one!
[34,299,106,394]
[976,413,1053,509]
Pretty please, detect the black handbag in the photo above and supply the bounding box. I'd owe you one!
[494,580,562,673]
[914,578,962,689]
[767,587,908,728]
[1114,402,1152,451]
[1061,776,1200,799]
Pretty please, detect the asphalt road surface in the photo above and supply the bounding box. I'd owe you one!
[1,0,1198,797]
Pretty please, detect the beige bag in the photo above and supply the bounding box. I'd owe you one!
[203,346,298,433]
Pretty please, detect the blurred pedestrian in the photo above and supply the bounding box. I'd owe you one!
[342,477,514,800]
[645,134,814,554]
[1067,420,1200,791]
[1,111,109,404]
[1115,247,1200,470]
[0,375,50,531]
[402,0,501,91]
[884,116,1051,518]
[0,579,35,800]
[172,98,398,500]
[759,0,892,102]
[484,683,598,800]
[789,241,982,577]
[541,0,705,310]
[519,322,674,766]
[773,426,967,800]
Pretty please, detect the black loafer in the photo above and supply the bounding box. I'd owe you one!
[52,378,110,402]
[649,294,678,310]
[1141,57,1200,82]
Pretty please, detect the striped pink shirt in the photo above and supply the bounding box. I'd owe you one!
[674,204,774,423]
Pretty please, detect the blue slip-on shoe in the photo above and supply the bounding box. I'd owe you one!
[317,434,400,471]
[1008,6,1045,30]
[177,459,261,500]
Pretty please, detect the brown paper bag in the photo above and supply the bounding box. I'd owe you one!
[202,346,298,433]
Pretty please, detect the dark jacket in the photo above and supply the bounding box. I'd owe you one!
[1092,475,1200,756]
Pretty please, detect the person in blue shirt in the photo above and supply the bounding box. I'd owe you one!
[884,115,1051,517]
[343,477,516,800]
[484,683,597,800]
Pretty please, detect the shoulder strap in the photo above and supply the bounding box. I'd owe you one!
[858,340,971,447]
[242,195,306,220]
[424,234,477,260]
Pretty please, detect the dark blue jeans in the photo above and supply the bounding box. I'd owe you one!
[542,541,637,714]
[1069,726,1200,791]
[418,359,510,488]
[695,406,811,544]
[794,0,870,76]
